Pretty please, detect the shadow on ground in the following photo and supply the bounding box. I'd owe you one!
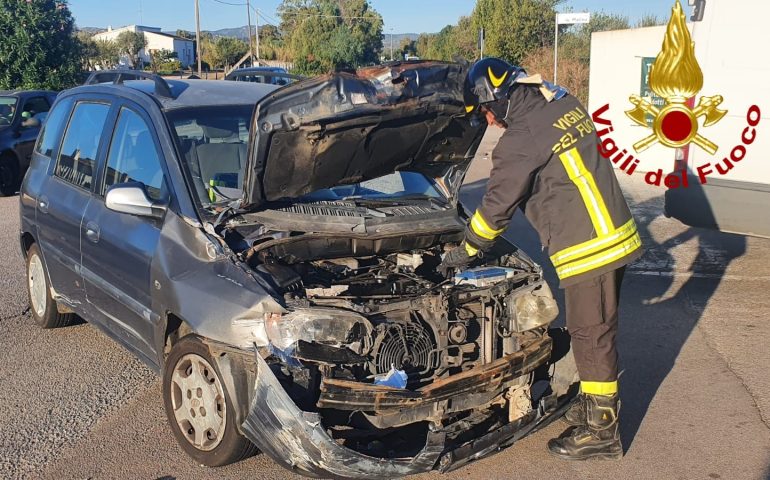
[460,174,747,451]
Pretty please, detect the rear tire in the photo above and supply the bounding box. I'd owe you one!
[162,335,257,466]
[26,243,75,328]
[0,153,19,196]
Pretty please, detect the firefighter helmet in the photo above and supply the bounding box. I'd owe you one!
[463,57,524,114]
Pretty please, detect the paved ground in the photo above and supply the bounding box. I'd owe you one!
[1,128,769,479]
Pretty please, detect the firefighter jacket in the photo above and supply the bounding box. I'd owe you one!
[467,80,643,288]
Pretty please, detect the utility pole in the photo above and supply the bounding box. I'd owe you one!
[479,28,484,59]
[553,19,558,84]
[255,8,260,64]
[246,0,255,66]
[195,0,202,76]
[390,28,394,61]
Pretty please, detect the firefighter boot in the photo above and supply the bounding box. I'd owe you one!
[547,393,623,460]
[562,394,586,426]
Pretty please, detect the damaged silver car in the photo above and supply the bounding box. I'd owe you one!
[20,64,577,478]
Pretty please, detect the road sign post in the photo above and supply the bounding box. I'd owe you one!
[554,12,590,84]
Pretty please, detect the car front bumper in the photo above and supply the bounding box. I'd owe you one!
[240,333,578,479]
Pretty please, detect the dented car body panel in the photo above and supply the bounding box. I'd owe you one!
[242,62,486,208]
[20,62,577,478]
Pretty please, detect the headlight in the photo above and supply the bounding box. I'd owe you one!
[264,307,373,353]
[507,283,559,332]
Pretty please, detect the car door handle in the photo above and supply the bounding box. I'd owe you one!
[85,221,100,243]
[38,195,49,214]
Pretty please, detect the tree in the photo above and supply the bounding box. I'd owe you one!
[213,36,248,69]
[256,24,287,61]
[279,0,383,75]
[76,31,98,70]
[558,13,630,66]
[471,0,560,65]
[148,49,178,73]
[636,14,664,28]
[115,30,147,67]
[0,0,82,90]
[94,39,120,69]
[398,38,416,59]
[175,29,195,40]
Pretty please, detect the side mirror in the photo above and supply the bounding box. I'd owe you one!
[105,182,167,219]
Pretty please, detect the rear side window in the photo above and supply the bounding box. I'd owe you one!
[54,102,110,190]
[104,107,165,201]
[35,98,73,157]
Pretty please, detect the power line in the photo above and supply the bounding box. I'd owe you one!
[208,0,246,6]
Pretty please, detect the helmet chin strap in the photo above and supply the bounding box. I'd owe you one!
[485,97,510,128]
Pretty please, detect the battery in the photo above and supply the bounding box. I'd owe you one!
[453,267,516,287]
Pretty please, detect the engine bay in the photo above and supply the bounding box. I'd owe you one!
[222,214,561,458]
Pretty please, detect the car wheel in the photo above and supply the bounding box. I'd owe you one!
[0,153,19,196]
[162,335,257,466]
[26,243,75,328]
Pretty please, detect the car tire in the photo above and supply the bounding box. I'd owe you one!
[0,153,19,196]
[162,335,257,467]
[26,243,76,328]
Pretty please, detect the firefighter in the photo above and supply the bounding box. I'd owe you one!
[439,58,643,460]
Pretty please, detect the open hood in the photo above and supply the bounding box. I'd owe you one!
[241,61,486,209]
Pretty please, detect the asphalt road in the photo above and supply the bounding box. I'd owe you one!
[1,129,769,479]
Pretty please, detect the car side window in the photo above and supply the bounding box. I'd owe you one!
[103,107,166,201]
[34,97,74,157]
[20,96,51,128]
[54,102,110,191]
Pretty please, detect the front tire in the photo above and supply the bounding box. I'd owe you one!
[26,243,75,328]
[162,335,257,466]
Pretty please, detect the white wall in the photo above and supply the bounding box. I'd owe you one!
[589,3,770,183]
[588,25,672,174]
[687,0,770,184]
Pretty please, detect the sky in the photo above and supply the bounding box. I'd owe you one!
[68,0,689,33]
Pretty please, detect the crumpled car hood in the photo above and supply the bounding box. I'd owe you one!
[241,61,486,209]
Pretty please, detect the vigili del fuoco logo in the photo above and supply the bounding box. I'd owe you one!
[591,0,761,188]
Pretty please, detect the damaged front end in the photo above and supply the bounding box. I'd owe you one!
[195,60,578,477]
[221,217,578,477]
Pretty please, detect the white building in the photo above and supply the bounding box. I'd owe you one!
[93,25,194,68]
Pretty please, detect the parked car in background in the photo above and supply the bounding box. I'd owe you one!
[0,90,57,196]
[224,66,304,86]
[20,66,576,478]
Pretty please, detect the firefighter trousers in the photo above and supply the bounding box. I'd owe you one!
[564,266,625,391]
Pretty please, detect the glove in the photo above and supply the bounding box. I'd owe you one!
[438,242,477,277]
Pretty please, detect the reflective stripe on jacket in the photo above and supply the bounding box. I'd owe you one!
[471,83,642,287]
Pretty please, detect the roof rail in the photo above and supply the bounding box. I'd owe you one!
[85,70,175,98]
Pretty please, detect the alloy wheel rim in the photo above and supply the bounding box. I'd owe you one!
[170,353,227,451]
[28,254,47,318]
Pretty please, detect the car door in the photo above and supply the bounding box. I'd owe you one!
[15,95,51,171]
[35,98,112,305]
[80,101,168,362]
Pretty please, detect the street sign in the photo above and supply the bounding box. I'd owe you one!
[557,12,591,25]
[554,12,591,83]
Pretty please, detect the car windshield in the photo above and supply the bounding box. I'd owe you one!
[169,106,445,212]
[298,172,444,202]
[0,97,17,126]
[169,105,252,209]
